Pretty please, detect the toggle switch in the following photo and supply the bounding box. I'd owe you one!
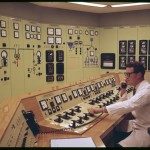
[77,116,84,124]
[62,112,71,120]
[74,106,81,113]
[69,120,77,128]
[82,113,89,120]
[54,114,63,123]
[69,109,76,116]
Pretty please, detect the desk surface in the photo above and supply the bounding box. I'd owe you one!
[37,114,125,147]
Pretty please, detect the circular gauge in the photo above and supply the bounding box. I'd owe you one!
[36,51,41,57]
[85,30,89,35]
[1,50,7,58]
[95,31,99,36]
[79,30,82,34]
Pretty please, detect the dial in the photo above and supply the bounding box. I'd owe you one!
[47,28,54,35]
[95,31,98,36]
[85,30,89,35]
[36,26,41,33]
[1,50,7,58]
[90,30,94,36]
[68,29,73,35]
[55,28,62,36]
[55,37,62,44]
[36,51,41,57]
[48,37,54,44]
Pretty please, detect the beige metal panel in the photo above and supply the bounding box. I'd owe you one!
[99,27,118,73]
[83,26,100,78]
[41,23,67,88]
[66,25,84,83]
[22,19,44,93]
[8,17,25,97]
[0,16,11,102]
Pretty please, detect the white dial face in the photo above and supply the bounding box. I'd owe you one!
[47,28,54,35]
[85,30,89,35]
[1,50,7,58]
[74,30,78,34]
[31,25,36,32]
[36,51,41,57]
[55,28,62,36]
[40,100,48,110]
[55,37,62,44]
[95,31,98,36]
[0,20,6,28]
[48,37,54,44]
[1,30,7,37]
[36,26,41,33]
[14,31,19,38]
[37,34,41,40]
[14,23,19,30]
[61,93,68,102]
[90,30,94,36]
[79,30,82,34]
[26,33,30,39]
[54,95,62,104]
[78,89,83,96]
[25,25,30,31]
[68,29,73,35]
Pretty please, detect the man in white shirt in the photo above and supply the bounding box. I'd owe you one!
[88,61,150,147]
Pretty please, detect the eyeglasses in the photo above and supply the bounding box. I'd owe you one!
[124,72,135,77]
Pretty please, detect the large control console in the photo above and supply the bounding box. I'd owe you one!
[21,73,133,135]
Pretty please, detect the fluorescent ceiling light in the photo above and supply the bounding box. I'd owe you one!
[69,2,107,8]
[111,3,150,7]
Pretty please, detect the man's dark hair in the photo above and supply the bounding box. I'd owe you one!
[126,61,145,78]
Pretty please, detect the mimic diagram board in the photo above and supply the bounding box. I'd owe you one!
[83,27,100,68]
[0,16,68,101]
[66,26,100,68]
[66,26,100,83]
[0,15,102,102]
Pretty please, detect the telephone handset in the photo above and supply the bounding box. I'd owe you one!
[121,82,127,88]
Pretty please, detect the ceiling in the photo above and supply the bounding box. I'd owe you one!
[31,2,150,14]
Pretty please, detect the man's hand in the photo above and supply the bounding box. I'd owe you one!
[87,107,106,114]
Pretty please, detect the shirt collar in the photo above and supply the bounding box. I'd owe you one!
[135,80,149,92]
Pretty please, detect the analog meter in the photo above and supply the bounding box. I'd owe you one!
[1,50,7,58]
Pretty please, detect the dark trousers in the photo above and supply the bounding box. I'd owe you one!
[113,131,132,147]
[106,130,132,147]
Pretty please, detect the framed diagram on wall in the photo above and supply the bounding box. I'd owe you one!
[128,56,135,63]
[128,40,136,55]
[119,40,127,55]
[119,56,126,69]
[139,56,147,69]
[139,40,147,55]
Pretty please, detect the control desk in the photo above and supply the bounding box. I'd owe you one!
[0,73,134,147]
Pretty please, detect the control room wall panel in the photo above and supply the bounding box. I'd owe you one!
[1,14,150,103]
[99,27,118,74]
